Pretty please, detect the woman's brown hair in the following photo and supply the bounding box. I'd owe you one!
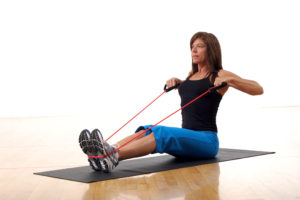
[189,32,223,82]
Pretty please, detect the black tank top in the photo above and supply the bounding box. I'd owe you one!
[178,77,222,132]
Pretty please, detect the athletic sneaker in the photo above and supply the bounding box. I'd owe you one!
[79,129,102,171]
[87,157,102,171]
[100,146,119,173]
[90,129,119,173]
[79,129,91,154]
[90,129,105,156]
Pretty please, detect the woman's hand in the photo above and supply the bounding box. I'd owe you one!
[214,75,232,87]
[166,78,182,89]
[213,74,231,95]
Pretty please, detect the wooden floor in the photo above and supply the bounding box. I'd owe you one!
[0,106,300,200]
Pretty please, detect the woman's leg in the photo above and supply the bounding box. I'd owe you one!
[118,132,156,161]
[114,130,147,147]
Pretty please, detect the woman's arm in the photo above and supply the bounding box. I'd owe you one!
[215,70,264,96]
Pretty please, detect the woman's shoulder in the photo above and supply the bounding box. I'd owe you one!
[217,69,238,77]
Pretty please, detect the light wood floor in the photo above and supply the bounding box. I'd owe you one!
[0,107,299,200]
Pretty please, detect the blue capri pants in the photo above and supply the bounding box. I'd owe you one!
[135,125,219,159]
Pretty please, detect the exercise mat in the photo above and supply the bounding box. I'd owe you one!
[34,148,274,183]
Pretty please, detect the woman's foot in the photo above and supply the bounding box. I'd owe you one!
[79,129,102,171]
[79,129,91,154]
[91,129,119,173]
[79,129,119,172]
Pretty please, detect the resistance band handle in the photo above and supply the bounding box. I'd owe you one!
[164,83,181,92]
[209,82,228,92]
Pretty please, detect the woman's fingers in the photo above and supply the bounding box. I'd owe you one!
[172,79,176,86]
[166,80,171,88]
[166,78,177,88]
[214,77,223,86]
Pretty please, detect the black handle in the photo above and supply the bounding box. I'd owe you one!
[209,82,228,92]
[164,83,181,92]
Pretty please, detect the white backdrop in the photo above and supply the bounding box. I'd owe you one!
[0,0,299,118]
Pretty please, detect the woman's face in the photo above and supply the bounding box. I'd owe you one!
[191,38,206,65]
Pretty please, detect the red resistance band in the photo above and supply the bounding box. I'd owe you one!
[88,82,227,159]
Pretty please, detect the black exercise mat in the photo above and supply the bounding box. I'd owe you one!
[34,148,274,183]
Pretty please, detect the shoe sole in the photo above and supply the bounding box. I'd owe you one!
[79,129,91,154]
[90,129,105,156]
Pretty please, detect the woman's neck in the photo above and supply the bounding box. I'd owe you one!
[197,64,209,75]
[190,65,210,80]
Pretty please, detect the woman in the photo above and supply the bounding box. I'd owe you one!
[79,32,263,172]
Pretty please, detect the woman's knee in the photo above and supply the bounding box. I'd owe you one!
[135,130,147,139]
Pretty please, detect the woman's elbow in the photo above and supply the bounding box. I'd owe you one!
[252,86,264,95]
